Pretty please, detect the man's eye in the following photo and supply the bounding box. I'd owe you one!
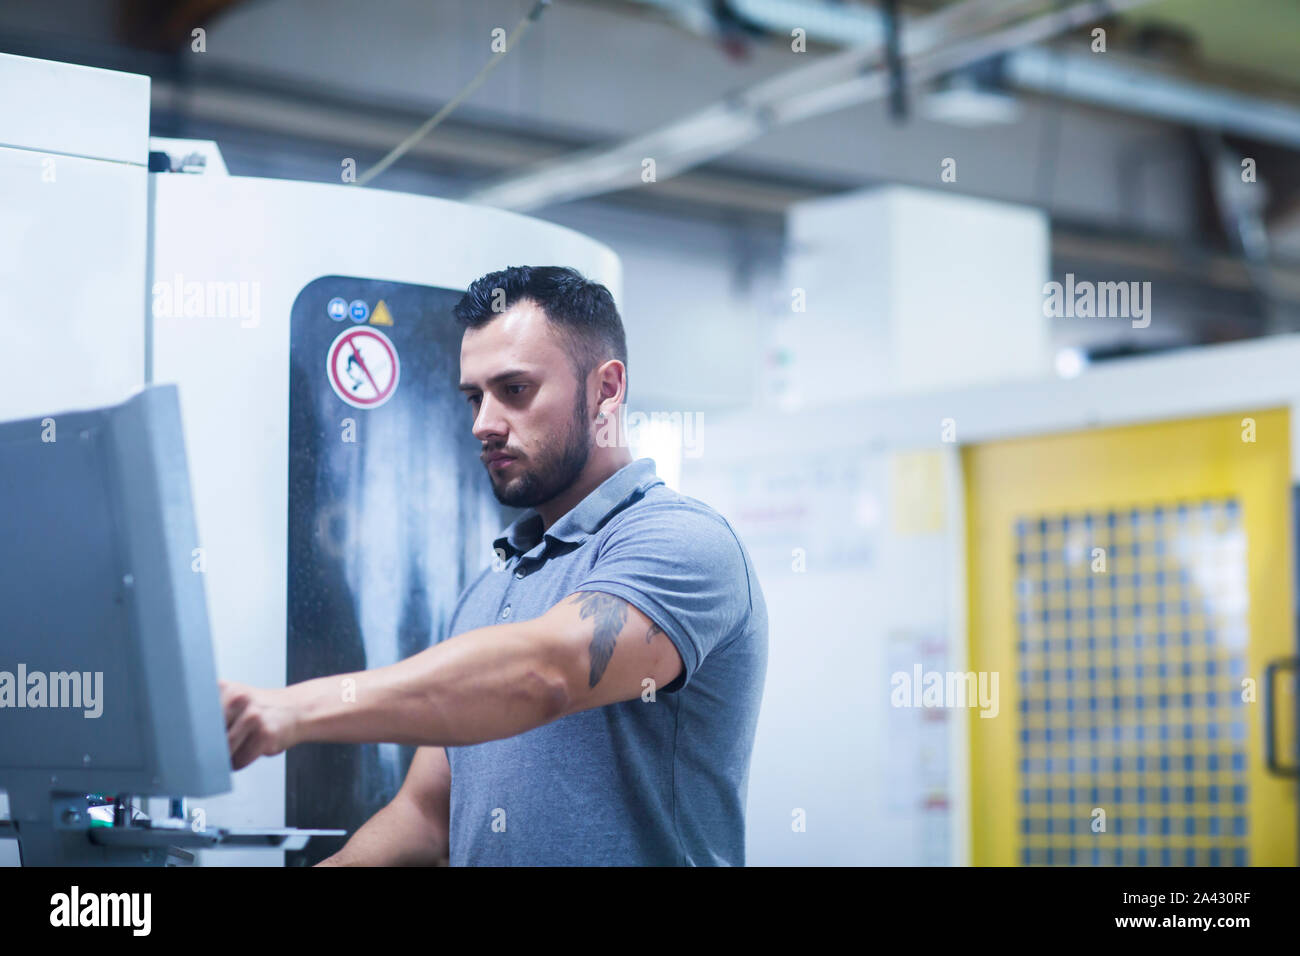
[507,384,527,395]
[466,395,479,405]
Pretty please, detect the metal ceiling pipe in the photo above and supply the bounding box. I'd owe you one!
[464,0,1139,211]
[625,0,1050,51]
[638,0,1300,150]
[768,0,1159,125]
[1004,46,1300,151]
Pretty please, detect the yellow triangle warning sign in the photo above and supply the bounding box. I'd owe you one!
[369,299,394,326]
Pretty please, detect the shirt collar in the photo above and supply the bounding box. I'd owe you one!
[493,457,664,559]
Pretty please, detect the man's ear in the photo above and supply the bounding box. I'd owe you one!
[595,358,627,409]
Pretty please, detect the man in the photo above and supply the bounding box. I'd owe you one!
[221,265,768,865]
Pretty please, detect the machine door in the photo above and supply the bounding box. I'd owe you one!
[285,276,513,865]
[965,409,1297,865]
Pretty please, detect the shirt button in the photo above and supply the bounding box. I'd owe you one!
[500,605,512,620]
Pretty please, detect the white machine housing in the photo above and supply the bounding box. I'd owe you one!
[0,52,621,865]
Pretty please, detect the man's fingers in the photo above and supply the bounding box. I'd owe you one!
[229,721,264,771]
[227,710,259,767]
[231,735,262,772]
[222,685,251,727]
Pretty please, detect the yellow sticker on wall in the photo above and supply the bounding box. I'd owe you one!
[890,450,947,535]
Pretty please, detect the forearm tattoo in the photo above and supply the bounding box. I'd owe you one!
[572,592,628,688]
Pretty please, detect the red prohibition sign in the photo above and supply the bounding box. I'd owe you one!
[327,327,400,408]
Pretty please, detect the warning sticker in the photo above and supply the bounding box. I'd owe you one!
[327,326,400,409]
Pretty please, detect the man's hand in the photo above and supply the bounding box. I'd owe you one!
[219,680,303,770]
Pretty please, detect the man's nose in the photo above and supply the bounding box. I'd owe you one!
[471,395,507,443]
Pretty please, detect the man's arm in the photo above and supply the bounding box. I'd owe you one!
[317,745,451,866]
[221,591,682,769]
[540,590,684,714]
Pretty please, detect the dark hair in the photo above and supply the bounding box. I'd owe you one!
[453,266,628,387]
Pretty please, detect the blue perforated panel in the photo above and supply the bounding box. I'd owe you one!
[1014,500,1250,866]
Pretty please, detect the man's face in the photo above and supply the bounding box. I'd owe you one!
[459,298,591,509]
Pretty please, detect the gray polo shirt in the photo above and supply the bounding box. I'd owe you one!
[436,456,767,866]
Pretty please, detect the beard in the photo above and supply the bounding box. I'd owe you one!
[487,386,591,509]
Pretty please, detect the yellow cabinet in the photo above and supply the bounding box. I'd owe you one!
[965,409,1296,865]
